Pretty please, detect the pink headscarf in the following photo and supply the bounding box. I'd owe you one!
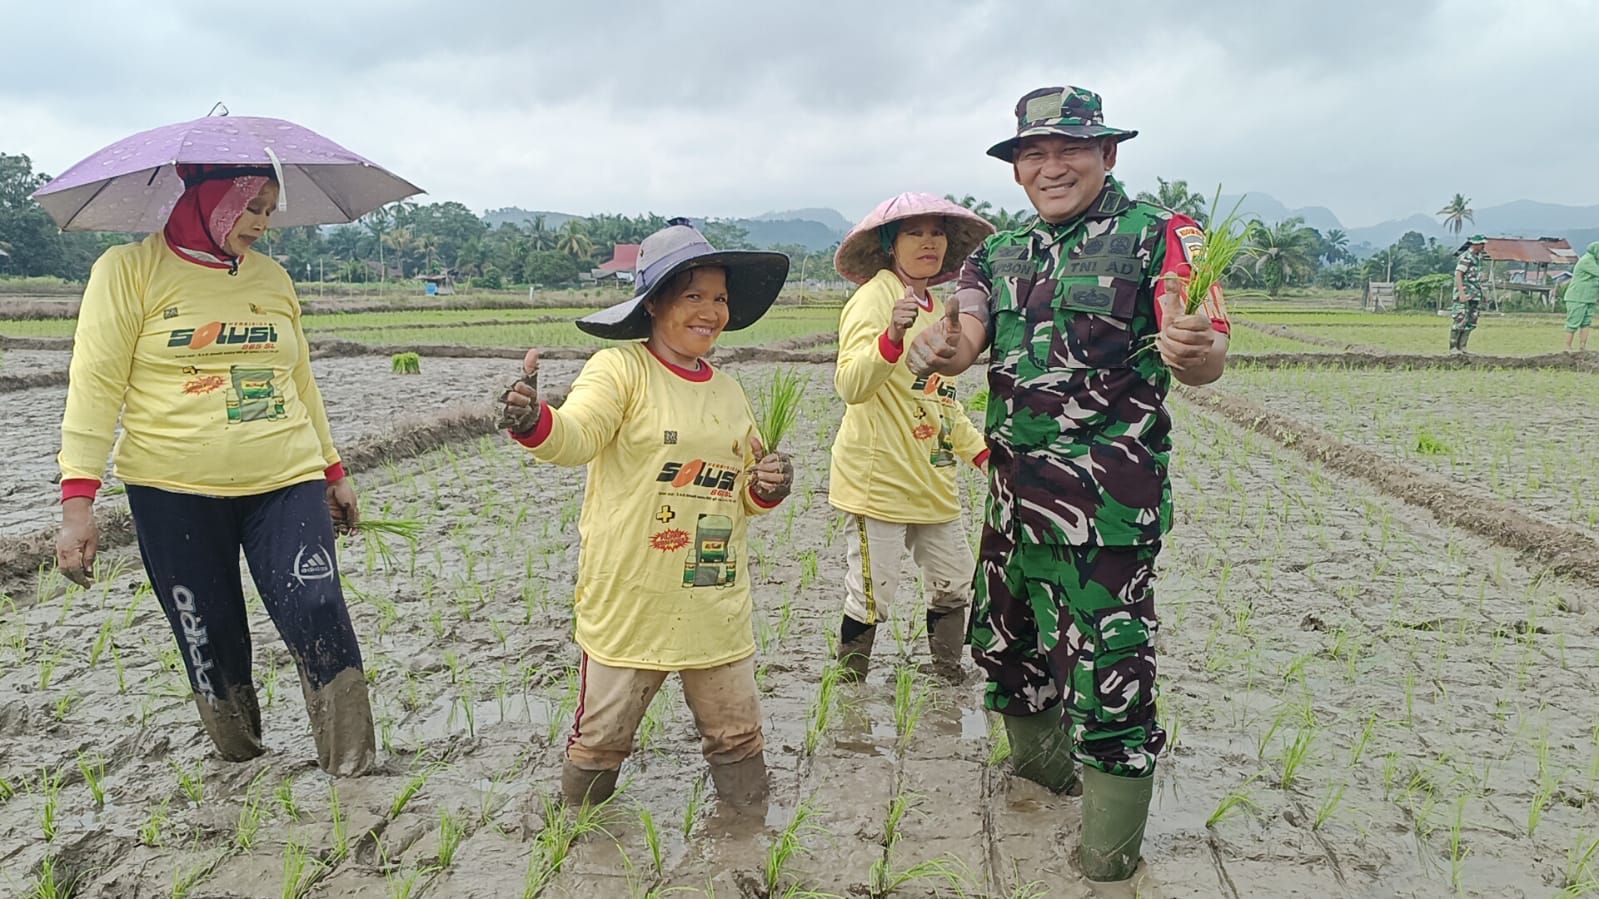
[163,164,274,273]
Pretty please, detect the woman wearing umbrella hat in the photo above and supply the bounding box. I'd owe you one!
[829,193,995,683]
[497,221,794,810]
[50,115,419,776]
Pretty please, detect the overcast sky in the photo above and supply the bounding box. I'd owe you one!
[5,0,1595,228]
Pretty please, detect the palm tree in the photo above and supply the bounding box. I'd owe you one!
[382,226,421,279]
[524,216,557,252]
[1322,229,1351,265]
[1245,216,1320,296]
[555,220,596,262]
[944,194,994,219]
[1436,194,1474,236]
[1135,177,1208,223]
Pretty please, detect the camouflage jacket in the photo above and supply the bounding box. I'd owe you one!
[1454,250,1486,303]
[955,177,1228,546]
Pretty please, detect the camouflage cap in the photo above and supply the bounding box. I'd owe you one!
[986,86,1139,162]
[1467,234,1487,244]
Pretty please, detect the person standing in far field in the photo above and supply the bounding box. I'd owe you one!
[1450,234,1488,354]
[907,85,1230,888]
[1563,241,1597,352]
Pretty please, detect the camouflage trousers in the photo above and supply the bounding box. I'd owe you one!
[1451,300,1481,331]
[970,526,1165,777]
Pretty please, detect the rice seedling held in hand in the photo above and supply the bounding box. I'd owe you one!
[750,367,807,453]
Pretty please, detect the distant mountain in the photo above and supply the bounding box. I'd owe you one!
[476,206,848,252]
[751,207,852,234]
[1346,201,1599,248]
[481,207,578,230]
[1216,193,1343,234]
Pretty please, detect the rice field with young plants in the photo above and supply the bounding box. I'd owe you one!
[1237,308,1576,356]
[1222,365,1599,534]
[3,299,1598,897]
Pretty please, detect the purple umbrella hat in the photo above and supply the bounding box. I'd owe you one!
[31,114,423,232]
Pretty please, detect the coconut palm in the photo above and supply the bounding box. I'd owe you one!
[1436,194,1474,236]
[382,226,421,278]
[555,220,596,262]
[1135,177,1208,224]
[1322,229,1351,265]
[1245,216,1320,297]
[944,194,994,219]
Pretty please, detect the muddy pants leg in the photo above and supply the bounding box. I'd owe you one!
[905,518,974,681]
[1042,543,1165,776]
[126,485,263,762]
[681,655,767,808]
[239,481,372,776]
[970,524,1058,715]
[838,515,906,677]
[970,526,1077,791]
[566,654,668,803]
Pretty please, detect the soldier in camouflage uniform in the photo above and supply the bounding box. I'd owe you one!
[907,86,1230,885]
[1449,234,1488,353]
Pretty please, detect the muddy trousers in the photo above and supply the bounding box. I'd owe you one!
[968,529,1165,778]
[841,515,974,626]
[126,481,374,776]
[566,653,764,771]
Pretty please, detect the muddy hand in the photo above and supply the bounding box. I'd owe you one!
[907,303,961,377]
[56,497,98,588]
[748,436,794,503]
[497,348,542,433]
[326,478,361,535]
[886,286,920,344]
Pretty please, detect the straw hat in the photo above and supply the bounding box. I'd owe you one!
[833,193,996,286]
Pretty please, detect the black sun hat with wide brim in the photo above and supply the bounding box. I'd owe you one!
[576,223,790,340]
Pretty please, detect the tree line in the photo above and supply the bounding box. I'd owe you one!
[3,151,1461,294]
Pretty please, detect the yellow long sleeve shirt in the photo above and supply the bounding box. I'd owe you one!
[58,234,339,496]
[516,343,778,670]
[829,269,987,524]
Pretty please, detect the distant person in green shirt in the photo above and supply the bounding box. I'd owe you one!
[1564,241,1598,352]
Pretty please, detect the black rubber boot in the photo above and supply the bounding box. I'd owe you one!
[924,607,968,684]
[560,761,619,808]
[837,615,875,681]
[1003,710,1080,795]
[1077,767,1154,882]
[1459,328,1472,353]
[709,752,769,809]
[1447,328,1461,353]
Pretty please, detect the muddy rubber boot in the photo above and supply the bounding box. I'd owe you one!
[560,761,620,808]
[1458,328,1472,354]
[1003,710,1079,795]
[923,607,968,684]
[193,687,265,763]
[301,667,376,777]
[709,752,769,810]
[1077,767,1154,882]
[1447,328,1461,353]
[837,615,876,681]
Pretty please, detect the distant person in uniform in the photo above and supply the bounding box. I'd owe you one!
[1450,234,1488,354]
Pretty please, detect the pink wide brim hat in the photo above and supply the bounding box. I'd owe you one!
[834,192,997,286]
